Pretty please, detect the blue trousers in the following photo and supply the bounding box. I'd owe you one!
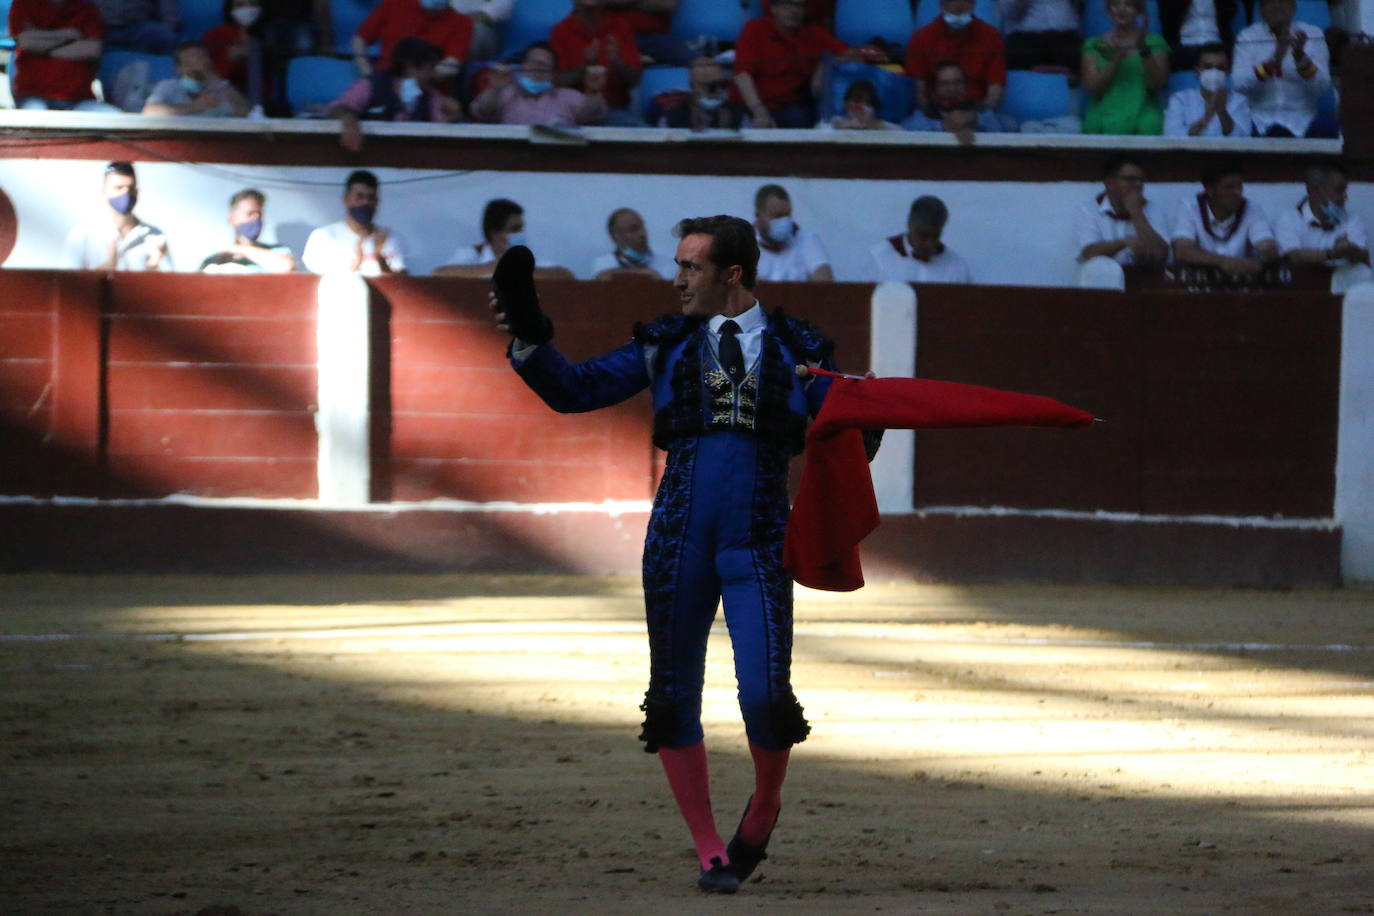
[639,430,807,752]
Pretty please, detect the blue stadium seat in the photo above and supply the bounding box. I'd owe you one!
[998,69,1072,122]
[1081,0,1163,38]
[825,61,914,122]
[835,0,914,47]
[333,0,380,55]
[635,65,691,119]
[286,55,359,115]
[670,0,751,43]
[1316,85,1338,122]
[0,0,14,50]
[1166,69,1199,95]
[499,0,567,59]
[180,0,223,40]
[1294,0,1332,28]
[1229,2,1248,37]
[914,0,1002,31]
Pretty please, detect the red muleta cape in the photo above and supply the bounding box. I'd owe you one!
[784,376,1095,592]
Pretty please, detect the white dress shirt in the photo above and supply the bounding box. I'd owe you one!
[1171,194,1275,257]
[706,302,767,373]
[1074,193,1165,264]
[302,220,406,275]
[1178,0,1220,46]
[755,227,830,282]
[1275,197,1369,260]
[1163,87,1253,137]
[64,218,172,271]
[590,249,678,280]
[1230,20,1330,136]
[868,234,972,283]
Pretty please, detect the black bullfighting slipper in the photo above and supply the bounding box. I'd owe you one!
[696,856,740,894]
[491,244,553,345]
[726,795,779,882]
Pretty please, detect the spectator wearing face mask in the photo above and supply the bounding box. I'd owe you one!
[328,37,462,152]
[448,0,513,61]
[1164,43,1251,137]
[143,41,251,117]
[645,56,739,130]
[868,195,971,283]
[435,198,572,278]
[64,161,172,271]
[352,0,472,79]
[901,60,1006,143]
[201,0,268,104]
[905,0,1006,113]
[592,207,677,279]
[470,42,608,127]
[302,170,406,276]
[817,80,901,130]
[1277,161,1372,293]
[8,0,113,111]
[753,184,832,283]
[200,188,297,274]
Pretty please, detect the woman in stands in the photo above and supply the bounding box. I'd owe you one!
[817,80,901,130]
[1082,0,1171,134]
[202,0,267,106]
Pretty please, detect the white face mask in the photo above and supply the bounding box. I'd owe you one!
[1198,67,1228,92]
[765,216,795,245]
[399,77,423,107]
[697,95,725,110]
[942,11,973,28]
[230,5,260,26]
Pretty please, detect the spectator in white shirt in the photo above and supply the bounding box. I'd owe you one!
[1230,0,1332,137]
[869,195,973,284]
[302,170,406,276]
[592,207,677,279]
[141,41,250,117]
[1164,43,1252,137]
[752,184,832,283]
[448,0,512,60]
[1172,161,1278,277]
[63,160,172,271]
[1075,154,1168,287]
[1276,161,1372,293]
[435,198,572,278]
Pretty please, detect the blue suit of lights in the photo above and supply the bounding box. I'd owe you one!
[512,307,838,752]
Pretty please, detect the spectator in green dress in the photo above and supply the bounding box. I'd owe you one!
[1081,0,1170,134]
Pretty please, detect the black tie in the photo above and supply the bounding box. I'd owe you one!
[718,319,745,382]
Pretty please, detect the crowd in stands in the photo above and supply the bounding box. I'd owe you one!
[3,0,1351,138]
[54,157,1371,293]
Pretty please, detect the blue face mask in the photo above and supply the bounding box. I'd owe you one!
[1323,201,1346,225]
[179,75,205,95]
[348,204,377,228]
[942,11,973,28]
[237,218,262,242]
[108,190,137,215]
[516,76,552,95]
[504,231,528,249]
[765,216,795,245]
[419,0,447,10]
[618,246,651,267]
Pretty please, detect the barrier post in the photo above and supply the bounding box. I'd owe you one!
[869,281,917,513]
[1336,282,1374,583]
[316,273,372,506]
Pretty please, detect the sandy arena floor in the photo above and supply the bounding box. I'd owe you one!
[2,574,1373,915]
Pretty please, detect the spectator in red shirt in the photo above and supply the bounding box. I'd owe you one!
[605,0,691,66]
[352,0,473,78]
[761,0,836,29]
[733,0,853,128]
[202,0,268,106]
[550,0,644,124]
[9,0,113,110]
[905,0,1006,111]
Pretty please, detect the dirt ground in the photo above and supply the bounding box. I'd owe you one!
[3,574,1373,915]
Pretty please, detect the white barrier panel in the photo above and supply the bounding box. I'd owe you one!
[316,273,372,507]
[869,281,917,513]
[1337,282,1374,583]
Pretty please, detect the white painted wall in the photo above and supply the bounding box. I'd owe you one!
[3,158,1371,288]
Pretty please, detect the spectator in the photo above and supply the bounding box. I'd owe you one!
[645,56,740,130]
[760,0,835,28]
[550,0,644,125]
[1075,154,1169,275]
[905,0,1006,112]
[868,195,972,283]
[302,170,406,275]
[606,0,691,67]
[901,60,1006,143]
[329,37,462,152]
[999,0,1081,72]
[592,207,677,279]
[9,0,111,111]
[1164,42,1252,136]
[1276,161,1372,292]
[352,0,472,78]
[753,184,833,282]
[1157,0,1237,71]
[1231,0,1332,137]
[63,161,172,271]
[817,79,901,130]
[94,0,177,53]
[201,0,267,105]
[1171,161,1278,277]
[471,42,607,126]
[733,0,852,128]
[1081,0,1170,135]
[143,41,251,117]
[435,198,572,277]
[449,0,513,61]
[199,188,297,274]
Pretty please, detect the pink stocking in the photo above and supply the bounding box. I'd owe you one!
[739,742,790,845]
[658,741,727,869]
